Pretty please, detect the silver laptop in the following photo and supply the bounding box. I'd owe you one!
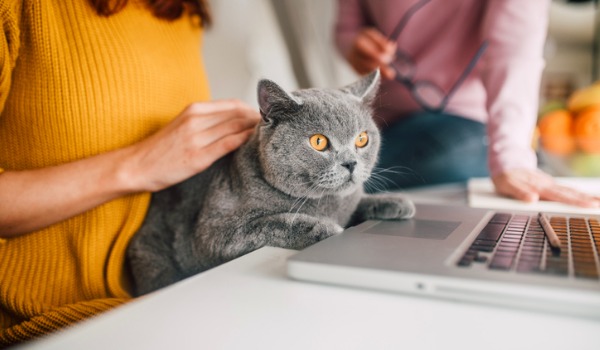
[287,204,600,319]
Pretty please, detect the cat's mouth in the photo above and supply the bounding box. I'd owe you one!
[344,174,360,188]
[334,175,363,196]
[317,173,358,192]
[310,167,368,195]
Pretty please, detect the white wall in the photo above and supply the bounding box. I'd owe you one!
[544,1,597,90]
[271,0,359,89]
[202,0,298,107]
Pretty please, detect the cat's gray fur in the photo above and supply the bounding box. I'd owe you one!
[127,71,415,296]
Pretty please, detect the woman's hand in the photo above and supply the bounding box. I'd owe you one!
[347,28,397,80]
[121,99,261,192]
[492,168,600,208]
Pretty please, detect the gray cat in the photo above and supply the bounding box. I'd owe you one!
[127,71,415,296]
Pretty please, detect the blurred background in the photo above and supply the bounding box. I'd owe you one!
[202,0,600,177]
[202,0,357,105]
[203,0,598,103]
[543,0,598,103]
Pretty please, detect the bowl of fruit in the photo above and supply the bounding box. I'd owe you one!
[537,81,600,176]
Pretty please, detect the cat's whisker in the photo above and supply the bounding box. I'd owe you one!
[289,194,307,222]
[290,182,321,223]
[364,178,386,194]
[372,166,426,185]
[372,166,414,175]
[287,177,326,213]
[290,197,312,224]
[365,165,427,192]
[316,187,327,210]
[287,178,320,212]
[289,194,307,215]
[288,190,306,210]
[365,173,398,193]
[370,172,397,184]
[286,179,314,197]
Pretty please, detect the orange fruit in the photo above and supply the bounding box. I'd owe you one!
[574,106,600,153]
[538,109,576,155]
[567,82,600,113]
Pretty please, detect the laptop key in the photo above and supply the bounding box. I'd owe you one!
[544,265,569,276]
[457,250,479,267]
[517,262,542,273]
[489,255,515,270]
[470,244,494,252]
[490,213,511,224]
[474,255,488,263]
[457,258,472,267]
[477,223,506,242]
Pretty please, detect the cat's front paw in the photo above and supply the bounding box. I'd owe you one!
[363,193,416,220]
[311,220,344,241]
[267,214,344,250]
[289,219,343,249]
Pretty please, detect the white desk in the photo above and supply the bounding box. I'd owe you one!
[20,184,600,350]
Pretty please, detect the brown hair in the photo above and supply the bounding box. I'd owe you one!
[89,0,212,26]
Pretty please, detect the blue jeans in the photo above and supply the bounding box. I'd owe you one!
[372,112,489,191]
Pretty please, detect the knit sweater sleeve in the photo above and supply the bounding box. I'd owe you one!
[0,1,20,241]
[480,0,550,176]
[0,1,21,114]
[0,1,21,175]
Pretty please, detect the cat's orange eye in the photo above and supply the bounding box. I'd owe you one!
[310,134,329,151]
[355,131,368,148]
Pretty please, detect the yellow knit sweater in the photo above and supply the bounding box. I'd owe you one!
[0,1,209,345]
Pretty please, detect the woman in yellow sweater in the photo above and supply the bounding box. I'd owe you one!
[0,0,259,346]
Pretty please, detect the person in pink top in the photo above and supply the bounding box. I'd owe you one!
[335,0,599,207]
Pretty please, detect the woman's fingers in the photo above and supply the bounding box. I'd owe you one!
[190,113,258,153]
[181,100,260,131]
[184,99,253,116]
[493,174,539,202]
[492,169,600,208]
[498,182,538,203]
[195,129,255,172]
[361,28,396,59]
[349,28,397,77]
[539,185,600,208]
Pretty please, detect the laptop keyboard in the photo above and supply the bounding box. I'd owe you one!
[457,213,600,280]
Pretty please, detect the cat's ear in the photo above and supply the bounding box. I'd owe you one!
[342,69,380,105]
[257,79,301,123]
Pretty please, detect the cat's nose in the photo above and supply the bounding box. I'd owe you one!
[341,161,357,174]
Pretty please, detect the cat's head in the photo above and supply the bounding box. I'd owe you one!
[256,70,381,198]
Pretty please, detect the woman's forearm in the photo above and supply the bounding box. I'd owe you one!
[0,147,135,237]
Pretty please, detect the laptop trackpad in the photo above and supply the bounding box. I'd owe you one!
[363,219,460,240]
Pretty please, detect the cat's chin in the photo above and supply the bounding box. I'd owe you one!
[279,181,362,199]
[310,177,362,197]
[322,175,366,197]
[334,181,363,197]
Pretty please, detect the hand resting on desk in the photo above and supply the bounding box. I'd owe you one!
[493,168,600,208]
